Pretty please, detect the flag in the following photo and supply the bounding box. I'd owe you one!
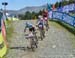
[1,13,8,47]
[58,2,62,8]
[52,4,56,10]
[47,4,52,12]
[1,19,6,40]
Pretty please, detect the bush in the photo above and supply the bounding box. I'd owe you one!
[19,10,44,20]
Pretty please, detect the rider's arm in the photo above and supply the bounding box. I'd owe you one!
[24,25,27,32]
[25,32,34,39]
[37,21,40,25]
[43,20,45,26]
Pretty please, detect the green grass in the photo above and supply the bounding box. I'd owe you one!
[69,13,75,17]
[49,20,75,48]
[57,21,75,35]
[49,21,66,29]
[6,20,14,40]
[49,19,75,34]
[0,33,7,58]
[1,20,14,58]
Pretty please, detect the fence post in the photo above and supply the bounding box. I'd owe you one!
[52,11,53,20]
[62,13,64,21]
[73,18,75,27]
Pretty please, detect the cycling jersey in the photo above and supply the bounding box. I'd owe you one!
[43,11,48,18]
[25,22,36,32]
[25,23,33,28]
[37,20,44,29]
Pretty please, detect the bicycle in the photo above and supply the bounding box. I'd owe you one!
[25,33,38,51]
[44,20,49,31]
[32,31,38,44]
[37,26,45,40]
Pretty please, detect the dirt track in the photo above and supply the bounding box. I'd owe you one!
[6,20,75,58]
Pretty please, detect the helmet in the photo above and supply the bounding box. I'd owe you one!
[38,15,42,19]
[26,22,33,28]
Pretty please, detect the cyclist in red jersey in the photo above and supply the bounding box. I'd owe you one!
[42,10,49,31]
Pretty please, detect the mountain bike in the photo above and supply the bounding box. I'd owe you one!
[44,20,49,31]
[39,27,45,40]
[25,33,38,51]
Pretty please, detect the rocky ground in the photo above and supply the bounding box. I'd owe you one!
[6,20,75,58]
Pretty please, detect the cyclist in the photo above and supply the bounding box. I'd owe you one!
[24,22,38,41]
[36,16,45,40]
[24,22,38,49]
[36,15,43,23]
[42,10,49,31]
[44,17,49,31]
[42,9,48,20]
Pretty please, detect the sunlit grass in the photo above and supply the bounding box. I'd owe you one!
[70,35,75,49]
[49,20,66,30]
[6,20,14,40]
[49,20,75,48]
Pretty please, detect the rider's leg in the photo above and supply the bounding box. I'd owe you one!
[42,28,45,37]
[29,28,38,49]
[46,20,49,31]
[32,27,38,44]
[47,20,49,28]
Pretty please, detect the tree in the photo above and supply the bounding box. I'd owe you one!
[31,11,36,19]
[69,0,75,4]
[39,10,42,15]
[24,11,32,19]
[18,14,24,20]
[55,2,59,8]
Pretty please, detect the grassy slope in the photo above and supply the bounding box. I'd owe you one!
[49,20,75,48]
[6,20,14,40]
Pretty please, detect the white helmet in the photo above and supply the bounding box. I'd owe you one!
[38,15,43,19]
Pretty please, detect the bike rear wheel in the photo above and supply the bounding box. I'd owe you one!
[40,29,45,40]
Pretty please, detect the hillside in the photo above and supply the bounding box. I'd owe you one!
[0,4,47,15]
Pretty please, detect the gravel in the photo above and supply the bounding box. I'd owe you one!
[6,20,75,58]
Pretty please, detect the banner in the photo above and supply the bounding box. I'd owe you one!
[48,11,52,18]
[47,4,52,11]
[0,12,7,58]
[1,13,8,47]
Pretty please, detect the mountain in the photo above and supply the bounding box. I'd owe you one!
[0,9,18,15]
[0,4,47,15]
[17,4,47,14]
[6,10,17,14]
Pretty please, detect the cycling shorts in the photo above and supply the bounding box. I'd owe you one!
[29,27,35,32]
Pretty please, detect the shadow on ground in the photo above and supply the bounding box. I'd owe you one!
[9,47,26,51]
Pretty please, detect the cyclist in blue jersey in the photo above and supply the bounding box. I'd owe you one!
[24,22,38,49]
[36,16,44,30]
[24,22,35,32]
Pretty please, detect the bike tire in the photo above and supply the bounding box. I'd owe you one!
[40,30,43,40]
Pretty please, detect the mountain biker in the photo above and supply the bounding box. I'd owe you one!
[24,22,38,40]
[42,9,48,19]
[36,16,44,29]
[36,15,43,23]
[24,22,38,49]
[42,10,49,31]
[36,16,45,39]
